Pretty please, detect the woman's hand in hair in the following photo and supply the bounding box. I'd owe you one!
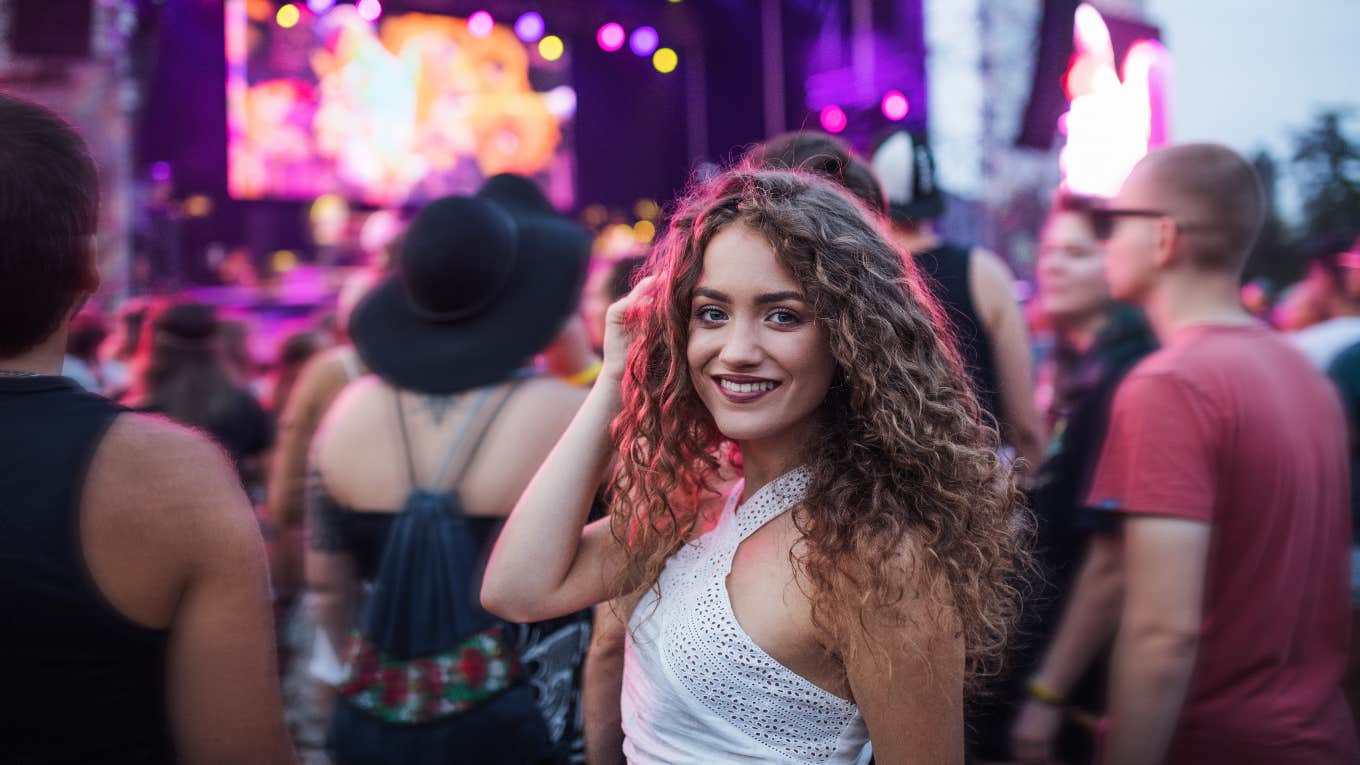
[601,275,655,384]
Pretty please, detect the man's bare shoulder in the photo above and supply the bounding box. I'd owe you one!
[100,411,237,483]
[89,412,255,542]
[82,413,263,626]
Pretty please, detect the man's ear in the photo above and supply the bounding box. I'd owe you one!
[78,234,100,293]
[1152,217,1179,269]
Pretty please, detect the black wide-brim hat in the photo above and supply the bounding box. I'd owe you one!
[350,188,590,394]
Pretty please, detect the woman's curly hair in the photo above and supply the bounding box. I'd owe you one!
[609,167,1032,689]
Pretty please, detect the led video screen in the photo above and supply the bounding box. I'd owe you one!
[225,1,576,207]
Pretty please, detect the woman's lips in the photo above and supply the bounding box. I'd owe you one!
[712,375,781,404]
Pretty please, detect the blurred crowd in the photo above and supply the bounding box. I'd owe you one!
[3,89,1357,765]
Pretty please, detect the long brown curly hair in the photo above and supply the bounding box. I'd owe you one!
[609,167,1031,689]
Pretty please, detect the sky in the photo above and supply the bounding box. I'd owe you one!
[1143,0,1360,220]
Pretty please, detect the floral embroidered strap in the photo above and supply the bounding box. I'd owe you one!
[336,624,522,724]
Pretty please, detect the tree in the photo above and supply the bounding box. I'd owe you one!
[1243,150,1297,286]
[1292,109,1360,246]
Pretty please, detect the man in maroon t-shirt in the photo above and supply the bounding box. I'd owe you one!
[1087,143,1357,764]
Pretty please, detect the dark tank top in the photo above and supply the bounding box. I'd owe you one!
[0,375,173,764]
[913,243,1001,422]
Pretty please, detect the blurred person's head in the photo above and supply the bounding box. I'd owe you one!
[0,93,100,365]
[270,330,327,414]
[1308,235,1360,317]
[335,265,386,344]
[612,167,1024,688]
[870,130,945,237]
[1037,193,1110,335]
[1274,278,1332,331]
[349,186,589,394]
[129,300,244,427]
[1345,236,1360,310]
[583,255,648,349]
[745,132,886,216]
[66,311,109,365]
[218,318,255,384]
[359,209,406,271]
[107,299,150,362]
[1098,143,1265,306]
[1240,278,1274,320]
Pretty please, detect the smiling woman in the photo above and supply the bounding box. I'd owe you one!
[686,224,838,446]
[482,167,1031,765]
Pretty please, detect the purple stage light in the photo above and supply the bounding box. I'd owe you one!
[307,0,335,13]
[356,0,381,22]
[468,11,494,38]
[881,90,909,121]
[629,26,659,57]
[150,161,172,183]
[597,22,625,52]
[819,105,847,134]
[514,12,544,43]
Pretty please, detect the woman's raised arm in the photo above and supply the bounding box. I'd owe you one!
[481,277,654,622]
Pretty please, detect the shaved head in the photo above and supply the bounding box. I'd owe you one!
[1126,143,1265,273]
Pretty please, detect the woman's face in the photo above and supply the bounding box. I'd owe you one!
[1037,210,1109,324]
[686,223,837,446]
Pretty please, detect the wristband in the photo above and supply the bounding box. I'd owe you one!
[1027,679,1065,706]
[563,359,603,387]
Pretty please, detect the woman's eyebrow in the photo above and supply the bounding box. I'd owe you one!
[692,288,806,305]
[754,291,805,305]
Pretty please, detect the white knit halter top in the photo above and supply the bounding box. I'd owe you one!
[620,467,871,764]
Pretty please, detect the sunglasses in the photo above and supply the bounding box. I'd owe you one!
[1088,207,1169,241]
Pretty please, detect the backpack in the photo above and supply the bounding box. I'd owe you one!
[327,381,558,765]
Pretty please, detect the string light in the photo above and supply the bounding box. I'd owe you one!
[652,47,678,74]
[514,12,544,43]
[275,3,300,28]
[881,90,910,121]
[467,10,494,38]
[538,35,564,61]
[597,23,625,52]
[819,105,847,133]
[629,26,659,57]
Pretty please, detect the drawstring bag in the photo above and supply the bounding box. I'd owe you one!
[327,384,557,765]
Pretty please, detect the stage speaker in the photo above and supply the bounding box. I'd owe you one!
[9,0,93,60]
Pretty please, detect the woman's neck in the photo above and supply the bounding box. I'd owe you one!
[736,421,815,502]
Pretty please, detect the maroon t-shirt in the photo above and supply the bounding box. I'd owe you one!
[1087,323,1357,764]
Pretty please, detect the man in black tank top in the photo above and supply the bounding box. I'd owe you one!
[0,94,295,763]
[871,131,1046,471]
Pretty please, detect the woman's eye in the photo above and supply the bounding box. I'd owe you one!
[768,309,800,326]
[696,306,727,323]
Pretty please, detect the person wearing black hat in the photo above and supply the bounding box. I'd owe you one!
[871,131,1046,472]
[305,188,591,764]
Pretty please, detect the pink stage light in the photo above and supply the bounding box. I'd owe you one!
[1058,2,1172,197]
[597,23,625,52]
[514,12,544,43]
[881,90,909,121]
[356,0,382,22]
[629,26,659,57]
[468,11,494,39]
[819,105,847,134]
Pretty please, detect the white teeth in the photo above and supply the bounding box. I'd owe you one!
[719,379,776,394]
